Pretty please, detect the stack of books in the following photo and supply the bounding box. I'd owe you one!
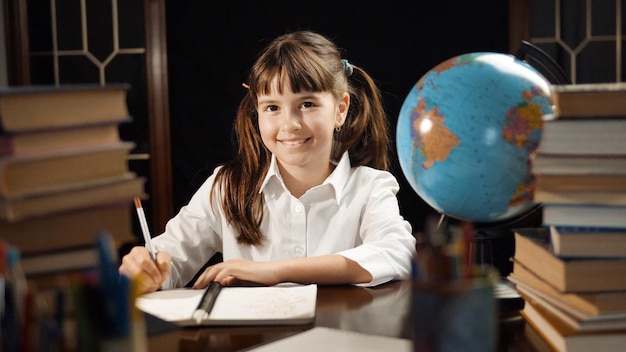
[509,228,626,351]
[0,84,145,277]
[509,82,626,351]
[533,82,626,243]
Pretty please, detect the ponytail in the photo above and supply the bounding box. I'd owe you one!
[333,65,391,171]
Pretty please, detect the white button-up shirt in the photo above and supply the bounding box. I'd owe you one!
[154,152,416,288]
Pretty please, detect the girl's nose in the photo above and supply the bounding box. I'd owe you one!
[280,109,302,132]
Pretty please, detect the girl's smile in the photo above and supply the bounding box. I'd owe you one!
[278,138,311,148]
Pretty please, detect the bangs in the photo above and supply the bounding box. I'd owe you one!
[251,45,336,97]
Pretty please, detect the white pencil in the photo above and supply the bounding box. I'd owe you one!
[134,197,156,261]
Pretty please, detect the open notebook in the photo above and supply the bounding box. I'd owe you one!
[135,283,317,326]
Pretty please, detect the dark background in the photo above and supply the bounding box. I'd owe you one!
[165,1,510,219]
[164,1,535,274]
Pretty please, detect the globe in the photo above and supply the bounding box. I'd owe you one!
[396,52,554,223]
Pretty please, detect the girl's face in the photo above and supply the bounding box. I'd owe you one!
[256,79,349,177]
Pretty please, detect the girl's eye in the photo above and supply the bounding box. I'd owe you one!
[301,102,314,108]
[264,105,279,112]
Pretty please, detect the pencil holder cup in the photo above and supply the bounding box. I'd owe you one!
[410,271,498,352]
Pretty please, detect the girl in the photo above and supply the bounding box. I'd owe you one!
[119,30,416,294]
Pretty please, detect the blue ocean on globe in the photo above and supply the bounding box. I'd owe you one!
[396,52,554,222]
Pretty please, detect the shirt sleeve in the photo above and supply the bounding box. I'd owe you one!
[153,170,224,289]
[337,171,416,287]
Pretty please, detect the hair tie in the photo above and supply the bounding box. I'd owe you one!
[341,59,354,77]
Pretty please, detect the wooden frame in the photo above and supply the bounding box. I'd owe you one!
[144,0,173,232]
[508,0,531,54]
[3,0,30,85]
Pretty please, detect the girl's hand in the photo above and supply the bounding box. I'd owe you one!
[192,259,281,289]
[119,246,172,294]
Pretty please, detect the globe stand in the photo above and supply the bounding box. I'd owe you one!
[469,230,494,271]
[425,212,520,276]
[433,213,495,273]
[426,204,543,276]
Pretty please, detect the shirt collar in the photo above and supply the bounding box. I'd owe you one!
[260,152,351,204]
[260,154,282,192]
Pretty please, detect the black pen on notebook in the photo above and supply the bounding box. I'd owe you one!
[192,281,223,324]
[134,196,156,261]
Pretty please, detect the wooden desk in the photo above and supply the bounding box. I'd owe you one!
[156,281,544,352]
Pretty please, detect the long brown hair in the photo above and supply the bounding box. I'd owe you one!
[212,30,390,245]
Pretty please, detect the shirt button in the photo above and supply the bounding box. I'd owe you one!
[294,204,303,213]
[294,246,304,256]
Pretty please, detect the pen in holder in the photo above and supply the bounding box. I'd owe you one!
[411,218,497,352]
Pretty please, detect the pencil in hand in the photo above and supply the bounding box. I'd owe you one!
[134,196,156,261]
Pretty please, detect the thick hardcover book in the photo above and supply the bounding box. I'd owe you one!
[0,174,145,222]
[549,226,626,258]
[0,203,135,255]
[510,261,626,317]
[512,228,626,292]
[0,84,130,133]
[537,119,626,155]
[535,174,626,192]
[21,246,100,277]
[521,299,626,352]
[551,82,626,118]
[0,142,134,198]
[0,122,125,157]
[519,287,626,333]
[532,154,626,175]
[534,189,626,206]
[136,284,317,326]
[542,204,626,228]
